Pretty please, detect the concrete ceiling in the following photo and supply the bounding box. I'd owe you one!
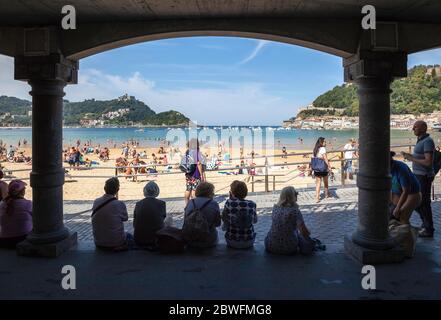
[0,0,441,26]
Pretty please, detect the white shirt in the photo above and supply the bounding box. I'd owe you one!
[344,144,355,160]
[317,147,326,159]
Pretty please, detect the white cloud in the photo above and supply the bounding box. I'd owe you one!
[0,55,295,125]
[68,68,295,125]
[0,55,31,100]
[238,40,269,65]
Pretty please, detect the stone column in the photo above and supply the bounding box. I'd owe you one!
[14,54,78,257]
[353,76,395,250]
[343,51,408,264]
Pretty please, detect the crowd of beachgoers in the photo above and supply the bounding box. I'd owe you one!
[0,121,438,260]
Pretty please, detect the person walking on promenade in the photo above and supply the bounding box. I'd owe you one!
[183,139,206,205]
[311,137,332,203]
[401,120,435,238]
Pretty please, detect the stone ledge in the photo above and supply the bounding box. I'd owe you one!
[344,235,406,265]
[16,232,77,258]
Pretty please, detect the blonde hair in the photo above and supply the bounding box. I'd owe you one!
[277,186,298,207]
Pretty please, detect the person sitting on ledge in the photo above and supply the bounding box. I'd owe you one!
[265,186,314,255]
[222,180,257,249]
[92,177,133,251]
[183,182,221,248]
[0,180,32,249]
[133,181,166,249]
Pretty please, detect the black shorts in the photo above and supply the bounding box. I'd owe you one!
[314,171,328,177]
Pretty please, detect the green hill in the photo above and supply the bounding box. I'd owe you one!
[297,65,441,118]
[0,94,190,126]
[0,95,31,114]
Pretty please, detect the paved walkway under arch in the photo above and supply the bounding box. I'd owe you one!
[1,186,441,299]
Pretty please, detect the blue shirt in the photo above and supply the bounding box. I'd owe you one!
[412,134,435,176]
[391,160,421,195]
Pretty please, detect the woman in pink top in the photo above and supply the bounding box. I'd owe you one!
[0,180,32,248]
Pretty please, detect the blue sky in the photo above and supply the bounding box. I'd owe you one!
[1,36,441,125]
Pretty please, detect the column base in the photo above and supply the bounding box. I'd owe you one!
[17,232,77,258]
[344,235,405,264]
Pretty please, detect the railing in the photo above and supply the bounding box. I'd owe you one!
[1,144,419,197]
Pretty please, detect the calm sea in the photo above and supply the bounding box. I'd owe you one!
[1,127,440,150]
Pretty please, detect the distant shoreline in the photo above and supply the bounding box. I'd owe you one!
[0,124,193,129]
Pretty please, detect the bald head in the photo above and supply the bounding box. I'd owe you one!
[413,121,427,137]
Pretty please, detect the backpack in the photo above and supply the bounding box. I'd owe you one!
[182,199,212,243]
[434,149,441,176]
[179,151,196,175]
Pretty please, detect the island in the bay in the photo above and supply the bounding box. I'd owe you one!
[284,65,441,130]
[0,94,190,127]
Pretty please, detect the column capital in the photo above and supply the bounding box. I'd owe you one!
[14,53,78,84]
[343,50,407,83]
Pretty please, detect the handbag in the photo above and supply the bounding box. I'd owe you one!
[388,220,417,258]
[156,226,186,253]
[311,157,328,173]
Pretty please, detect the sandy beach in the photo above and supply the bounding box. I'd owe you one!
[0,144,358,201]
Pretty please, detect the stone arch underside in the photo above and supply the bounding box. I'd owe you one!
[61,19,362,60]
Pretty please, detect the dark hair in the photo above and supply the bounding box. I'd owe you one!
[0,170,3,179]
[313,137,325,157]
[195,181,215,198]
[104,177,120,195]
[230,180,248,200]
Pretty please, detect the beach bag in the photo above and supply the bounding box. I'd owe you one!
[182,199,211,243]
[388,220,417,258]
[156,226,186,253]
[311,157,328,173]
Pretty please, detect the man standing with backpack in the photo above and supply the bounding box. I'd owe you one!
[402,121,436,238]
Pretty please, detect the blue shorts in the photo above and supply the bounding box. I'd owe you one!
[344,160,353,173]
